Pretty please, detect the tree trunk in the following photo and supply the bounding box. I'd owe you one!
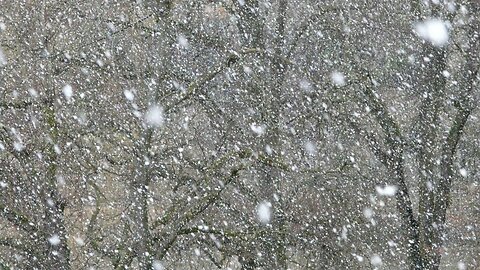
[41,102,70,269]
[129,129,154,269]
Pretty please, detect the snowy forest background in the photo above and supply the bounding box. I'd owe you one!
[0,0,479,269]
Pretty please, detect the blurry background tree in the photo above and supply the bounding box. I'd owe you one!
[0,0,479,269]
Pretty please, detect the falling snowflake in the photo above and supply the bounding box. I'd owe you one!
[48,234,61,246]
[304,141,317,155]
[370,254,382,266]
[375,184,398,196]
[124,89,135,101]
[414,19,449,47]
[177,34,189,49]
[354,254,364,262]
[363,207,374,218]
[331,71,346,86]
[257,201,272,224]
[0,47,7,67]
[145,105,164,127]
[13,141,25,152]
[250,123,265,135]
[62,84,73,100]
[152,260,164,270]
[28,88,39,98]
[299,78,313,92]
[74,237,85,246]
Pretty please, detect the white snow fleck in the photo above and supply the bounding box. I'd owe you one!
[370,254,382,266]
[331,71,346,86]
[152,260,164,270]
[0,47,7,67]
[304,141,317,155]
[54,144,62,155]
[14,141,25,152]
[133,110,142,118]
[299,79,312,92]
[177,34,189,49]
[414,19,449,47]
[457,262,466,270]
[265,145,273,155]
[375,184,398,196]
[354,254,364,262]
[0,181,7,188]
[124,89,135,101]
[57,175,66,187]
[256,201,272,224]
[363,207,374,219]
[341,226,348,240]
[28,88,39,98]
[107,22,116,32]
[459,168,467,177]
[145,105,164,128]
[408,55,415,63]
[74,237,85,246]
[442,70,451,78]
[250,123,265,135]
[62,84,73,100]
[47,199,55,207]
[243,65,253,75]
[48,234,61,246]
[237,0,245,6]
[427,181,434,191]
[194,248,201,256]
[446,2,456,12]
